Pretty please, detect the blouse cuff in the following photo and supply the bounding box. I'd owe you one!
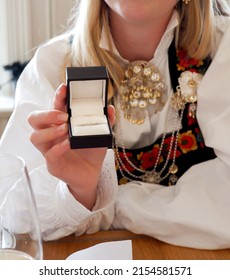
[92,149,118,211]
[56,182,92,225]
[56,149,118,223]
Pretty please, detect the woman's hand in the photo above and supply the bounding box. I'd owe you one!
[28,84,115,209]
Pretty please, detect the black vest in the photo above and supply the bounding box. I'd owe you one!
[115,43,216,186]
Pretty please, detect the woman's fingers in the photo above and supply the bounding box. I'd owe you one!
[30,128,68,157]
[28,84,115,165]
[28,109,69,155]
[45,138,70,168]
[52,83,67,111]
[107,105,116,128]
[30,123,68,147]
[28,110,68,130]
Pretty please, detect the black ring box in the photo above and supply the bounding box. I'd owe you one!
[66,66,112,149]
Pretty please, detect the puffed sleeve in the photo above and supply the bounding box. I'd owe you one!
[112,24,230,249]
[0,35,69,170]
[0,35,118,241]
[29,149,117,241]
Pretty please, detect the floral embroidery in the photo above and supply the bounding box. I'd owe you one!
[117,151,137,172]
[176,49,204,72]
[119,177,129,185]
[162,137,181,159]
[139,144,162,169]
[178,130,198,154]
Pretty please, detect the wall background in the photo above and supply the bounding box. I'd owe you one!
[0,0,75,136]
[0,0,75,74]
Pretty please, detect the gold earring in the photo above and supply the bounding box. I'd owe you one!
[182,0,191,4]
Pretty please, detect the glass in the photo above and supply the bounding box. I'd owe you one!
[0,153,43,260]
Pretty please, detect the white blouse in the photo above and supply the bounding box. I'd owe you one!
[1,13,230,249]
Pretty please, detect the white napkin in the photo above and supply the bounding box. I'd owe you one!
[66,240,132,260]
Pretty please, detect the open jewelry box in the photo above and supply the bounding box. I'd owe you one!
[66,66,112,149]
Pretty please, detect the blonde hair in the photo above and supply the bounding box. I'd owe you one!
[176,0,230,58]
[67,0,230,97]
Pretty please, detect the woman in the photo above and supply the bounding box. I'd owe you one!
[1,0,230,249]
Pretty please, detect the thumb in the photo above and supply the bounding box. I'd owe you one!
[107,105,116,128]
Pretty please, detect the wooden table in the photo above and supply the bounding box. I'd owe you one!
[43,230,230,260]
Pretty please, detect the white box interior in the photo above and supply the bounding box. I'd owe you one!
[69,80,110,136]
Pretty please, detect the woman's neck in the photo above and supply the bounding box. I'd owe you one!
[108,10,174,62]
